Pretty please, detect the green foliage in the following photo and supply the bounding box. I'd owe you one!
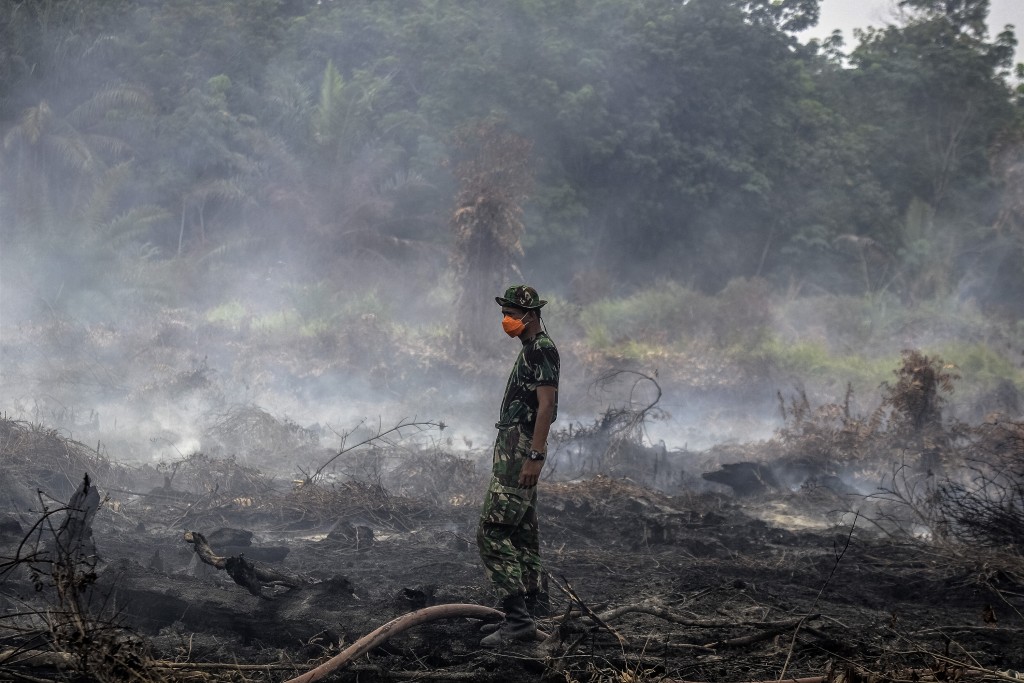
[937,342,1023,386]
[310,60,380,165]
[1,0,1021,346]
[205,300,248,327]
[580,282,707,352]
[751,337,896,387]
[204,285,396,340]
[579,278,773,355]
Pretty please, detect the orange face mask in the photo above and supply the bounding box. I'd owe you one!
[502,313,528,337]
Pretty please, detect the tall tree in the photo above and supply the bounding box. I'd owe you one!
[842,0,1018,300]
[450,121,534,351]
[2,84,149,235]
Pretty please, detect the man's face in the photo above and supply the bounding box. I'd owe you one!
[501,307,531,323]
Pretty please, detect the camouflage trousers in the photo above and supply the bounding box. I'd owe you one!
[476,425,542,599]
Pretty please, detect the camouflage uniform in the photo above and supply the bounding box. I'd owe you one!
[478,286,559,600]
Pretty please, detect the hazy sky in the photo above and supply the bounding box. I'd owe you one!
[801,0,1024,64]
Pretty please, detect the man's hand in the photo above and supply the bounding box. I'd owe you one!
[519,459,544,487]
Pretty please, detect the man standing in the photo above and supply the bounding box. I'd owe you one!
[477,284,559,647]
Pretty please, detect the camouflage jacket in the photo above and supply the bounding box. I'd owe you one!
[495,332,559,432]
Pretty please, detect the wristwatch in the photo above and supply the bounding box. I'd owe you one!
[527,450,546,462]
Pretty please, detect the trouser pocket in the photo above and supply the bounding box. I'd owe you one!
[502,425,521,453]
[493,425,531,485]
[480,479,532,527]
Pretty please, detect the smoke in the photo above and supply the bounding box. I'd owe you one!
[1,0,1021,499]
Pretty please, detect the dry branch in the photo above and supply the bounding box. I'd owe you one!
[0,648,72,668]
[182,530,307,597]
[668,678,825,683]
[541,597,822,654]
[308,418,443,484]
[282,604,502,683]
[553,574,628,646]
[663,662,1024,683]
[345,666,508,681]
[703,615,819,649]
[597,603,810,629]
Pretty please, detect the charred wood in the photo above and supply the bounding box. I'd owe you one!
[182,530,307,597]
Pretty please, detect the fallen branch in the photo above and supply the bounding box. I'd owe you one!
[183,530,226,569]
[668,678,825,683]
[540,599,820,653]
[663,663,1024,683]
[183,530,308,597]
[597,603,813,630]
[703,615,820,649]
[0,649,295,673]
[283,603,502,683]
[1,671,57,683]
[553,574,627,646]
[346,666,510,681]
[919,653,1024,683]
[0,648,72,668]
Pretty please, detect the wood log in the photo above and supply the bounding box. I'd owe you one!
[182,530,307,597]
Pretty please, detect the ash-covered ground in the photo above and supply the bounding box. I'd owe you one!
[1,409,1022,683]
[1,316,1022,682]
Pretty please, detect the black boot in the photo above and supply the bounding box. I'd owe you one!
[480,590,549,634]
[480,594,536,647]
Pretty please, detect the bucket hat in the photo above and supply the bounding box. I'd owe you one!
[495,284,547,310]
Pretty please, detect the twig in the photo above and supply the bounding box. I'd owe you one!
[926,654,1024,682]
[704,616,820,649]
[665,665,1024,683]
[552,575,627,646]
[311,418,444,484]
[345,667,507,681]
[666,678,825,683]
[597,603,813,630]
[0,671,58,683]
[777,512,858,681]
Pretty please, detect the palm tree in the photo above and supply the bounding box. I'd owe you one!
[449,121,534,352]
[1,85,150,235]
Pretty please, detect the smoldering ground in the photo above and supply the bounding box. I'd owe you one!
[1,302,1024,681]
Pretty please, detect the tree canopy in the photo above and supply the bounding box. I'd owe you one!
[1,0,1021,316]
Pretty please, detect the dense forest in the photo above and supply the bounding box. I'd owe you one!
[1,0,1023,403]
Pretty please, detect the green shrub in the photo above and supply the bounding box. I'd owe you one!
[579,280,713,351]
[285,280,336,324]
[748,336,895,387]
[773,292,898,353]
[252,309,301,333]
[711,277,774,348]
[205,300,248,327]
[937,343,1023,387]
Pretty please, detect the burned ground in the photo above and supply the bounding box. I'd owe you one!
[1,411,1023,683]
[2,328,1023,683]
